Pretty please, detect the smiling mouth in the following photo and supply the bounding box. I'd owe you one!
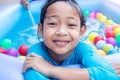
[53,40,70,47]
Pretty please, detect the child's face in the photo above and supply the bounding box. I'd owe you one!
[39,1,86,56]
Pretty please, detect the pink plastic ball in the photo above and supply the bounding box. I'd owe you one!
[104,25,113,33]
[89,11,96,18]
[6,48,18,57]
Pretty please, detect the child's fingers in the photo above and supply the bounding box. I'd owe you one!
[115,70,120,77]
[22,60,33,73]
[27,52,39,57]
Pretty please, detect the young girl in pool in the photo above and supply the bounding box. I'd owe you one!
[22,0,119,80]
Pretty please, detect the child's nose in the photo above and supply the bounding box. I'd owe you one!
[56,26,68,36]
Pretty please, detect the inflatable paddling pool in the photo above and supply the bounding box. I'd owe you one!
[0,0,120,80]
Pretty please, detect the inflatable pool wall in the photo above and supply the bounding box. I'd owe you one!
[0,0,120,40]
[0,0,120,80]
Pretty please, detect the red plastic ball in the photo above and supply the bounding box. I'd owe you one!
[18,44,28,56]
[94,36,104,44]
[0,47,6,54]
[106,30,115,38]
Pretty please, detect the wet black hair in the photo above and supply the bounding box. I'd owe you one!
[40,0,86,27]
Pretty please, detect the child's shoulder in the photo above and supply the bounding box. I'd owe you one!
[27,42,47,55]
[76,41,91,48]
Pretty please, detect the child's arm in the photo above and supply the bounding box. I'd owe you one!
[23,53,90,80]
[22,52,119,80]
[111,62,120,77]
[104,53,120,77]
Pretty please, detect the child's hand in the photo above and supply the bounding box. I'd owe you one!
[110,62,120,77]
[22,53,54,76]
[21,0,30,9]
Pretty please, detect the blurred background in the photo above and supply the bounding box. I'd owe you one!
[0,0,20,6]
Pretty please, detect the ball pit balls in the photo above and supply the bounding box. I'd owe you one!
[0,47,6,54]
[113,24,120,31]
[89,32,98,42]
[107,49,115,55]
[97,50,106,56]
[113,28,120,35]
[89,11,96,18]
[106,30,115,38]
[99,15,107,22]
[6,48,18,57]
[95,40,106,50]
[104,25,113,33]
[116,33,120,48]
[96,12,103,20]
[105,19,113,25]
[83,10,90,17]
[94,36,104,44]
[103,44,114,54]
[18,44,28,56]
[105,37,116,47]
[1,39,12,49]
[18,56,26,60]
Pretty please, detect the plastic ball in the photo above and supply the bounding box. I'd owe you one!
[83,10,90,17]
[105,19,113,25]
[113,24,120,31]
[0,47,6,54]
[113,28,120,35]
[94,36,104,44]
[103,44,114,54]
[106,30,115,38]
[99,15,107,22]
[107,49,115,55]
[88,32,98,42]
[105,37,116,47]
[1,39,12,49]
[104,25,113,33]
[96,12,103,20]
[116,33,120,48]
[6,48,18,57]
[97,50,106,56]
[89,11,96,18]
[18,56,26,60]
[18,44,28,56]
[95,40,106,50]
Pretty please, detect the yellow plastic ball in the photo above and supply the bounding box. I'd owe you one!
[97,50,106,56]
[18,56,26,60]
[96,13,103,20]
[105,20,113,25]
[113,24,120,31]
[103,44,114,54]
[100,15,107,22]
[113,28,120,35]
[88,32,98,42]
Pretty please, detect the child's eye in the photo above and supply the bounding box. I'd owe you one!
[68,24,77,28]
[47,23,57,26]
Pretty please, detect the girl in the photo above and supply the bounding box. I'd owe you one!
[23,0,119,80]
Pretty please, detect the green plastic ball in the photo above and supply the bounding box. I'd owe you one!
[83,10,90,17]
[1,39,12,49]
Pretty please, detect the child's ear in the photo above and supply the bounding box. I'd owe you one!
[80,25,86,36]
[38,23,43,37]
